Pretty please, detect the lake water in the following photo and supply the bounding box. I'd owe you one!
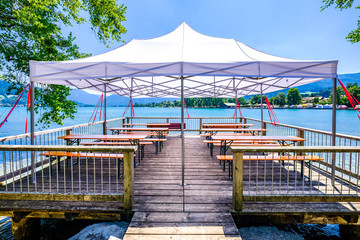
[1,106,359,138]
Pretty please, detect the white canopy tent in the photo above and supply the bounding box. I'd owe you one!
[29,22,339,185]
[30,22,337,98]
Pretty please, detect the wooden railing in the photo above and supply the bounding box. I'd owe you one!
[0,117,124,145]
[0,145,135,210]
[231,146,360,211]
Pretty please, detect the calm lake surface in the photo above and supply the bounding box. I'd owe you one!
[0,107,359,138]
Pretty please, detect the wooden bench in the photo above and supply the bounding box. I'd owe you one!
[204,139,279,157]
[168,123,185,131]
[79,138,167,155]
[40,151,124,178]
[216,154,323,179]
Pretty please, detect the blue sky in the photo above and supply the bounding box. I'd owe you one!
[71,0,360,74]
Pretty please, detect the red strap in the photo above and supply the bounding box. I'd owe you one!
[99,94,103,121]
[236,98,243,118]
[130,99,135,117]
[89,94,102,124]
[184,99,190,118]
[0,85,29,129]
[122,100,131,117]
[338,79,360,119]
[25,84,31,134]
[264,95,279,126]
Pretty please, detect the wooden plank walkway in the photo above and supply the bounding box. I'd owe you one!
[125,135,242,239]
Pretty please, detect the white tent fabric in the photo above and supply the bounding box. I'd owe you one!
[30,22,338,98]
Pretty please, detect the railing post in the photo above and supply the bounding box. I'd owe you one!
[233,151,243,211]
[297,129,304,146]
[244,118,247,124]
[65,129,72,146]
[262,122,266,136]
[166,118,169,123]
[240,117,243,123]
[199,118,202,134]
[126,117,130,124]
[123,150,134,210]
[122,118,125,127]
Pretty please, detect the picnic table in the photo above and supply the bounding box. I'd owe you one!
[202,123,254,128]
[123,123,171,128]
[108,127,168,138]
[201,128,267,136]
[211,135,306,155]
[58,134,148,166]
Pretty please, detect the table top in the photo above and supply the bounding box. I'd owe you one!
[212,135,306,142]
[58,134,148,141]
[202,123,254,128]
[123,123,171,127]
[108,127,169,131]
[201,128,267,132]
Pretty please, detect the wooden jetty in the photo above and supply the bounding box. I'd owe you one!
[1,135,360,239]
[126,136,241,239]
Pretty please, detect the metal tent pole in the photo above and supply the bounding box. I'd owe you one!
[103,84,107,135]
[30,81,35,183]
[233,77,237,123]
[331,77,337,185]
[130,78,133,124]
[260,83,264,128]
[181,75,185,186]
[235,90,238,123]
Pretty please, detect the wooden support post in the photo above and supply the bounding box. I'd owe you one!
[199,118,203,134]
[122,118,125,126]
[240,117,243,123]
[262,122,266,136]
[244,118,247,124]
[123,151,134,210]
[233,152,243,211]
[297,129,304,146]
[65,129,72,146]
[166,118,169,123]
[12,213,40,240]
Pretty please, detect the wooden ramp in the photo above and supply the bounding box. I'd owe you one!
[124,135,241,239]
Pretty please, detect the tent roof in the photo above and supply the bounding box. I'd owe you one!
[30,22,338,98]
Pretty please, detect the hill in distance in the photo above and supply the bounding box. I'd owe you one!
[68,89,178,106]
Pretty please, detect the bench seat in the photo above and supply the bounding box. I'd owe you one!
[79,142,153,146]
[216,154,323,179]
[216,155,323,161]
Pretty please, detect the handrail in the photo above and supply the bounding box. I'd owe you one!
[0,145,136,152]
[245,117,360,141]
[0,117,124,142]
[231,146,360,153]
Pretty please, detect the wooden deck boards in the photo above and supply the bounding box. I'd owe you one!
[126,136,241,239]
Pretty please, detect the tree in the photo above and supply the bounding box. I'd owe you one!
[0,0,127,128]
[329,86,343,105]
[249,95,265,106]
[321,0,360,43]
[331,82,360,106]
[313,97,319,104]
[274,92,286,107]
[286,88,302,105]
